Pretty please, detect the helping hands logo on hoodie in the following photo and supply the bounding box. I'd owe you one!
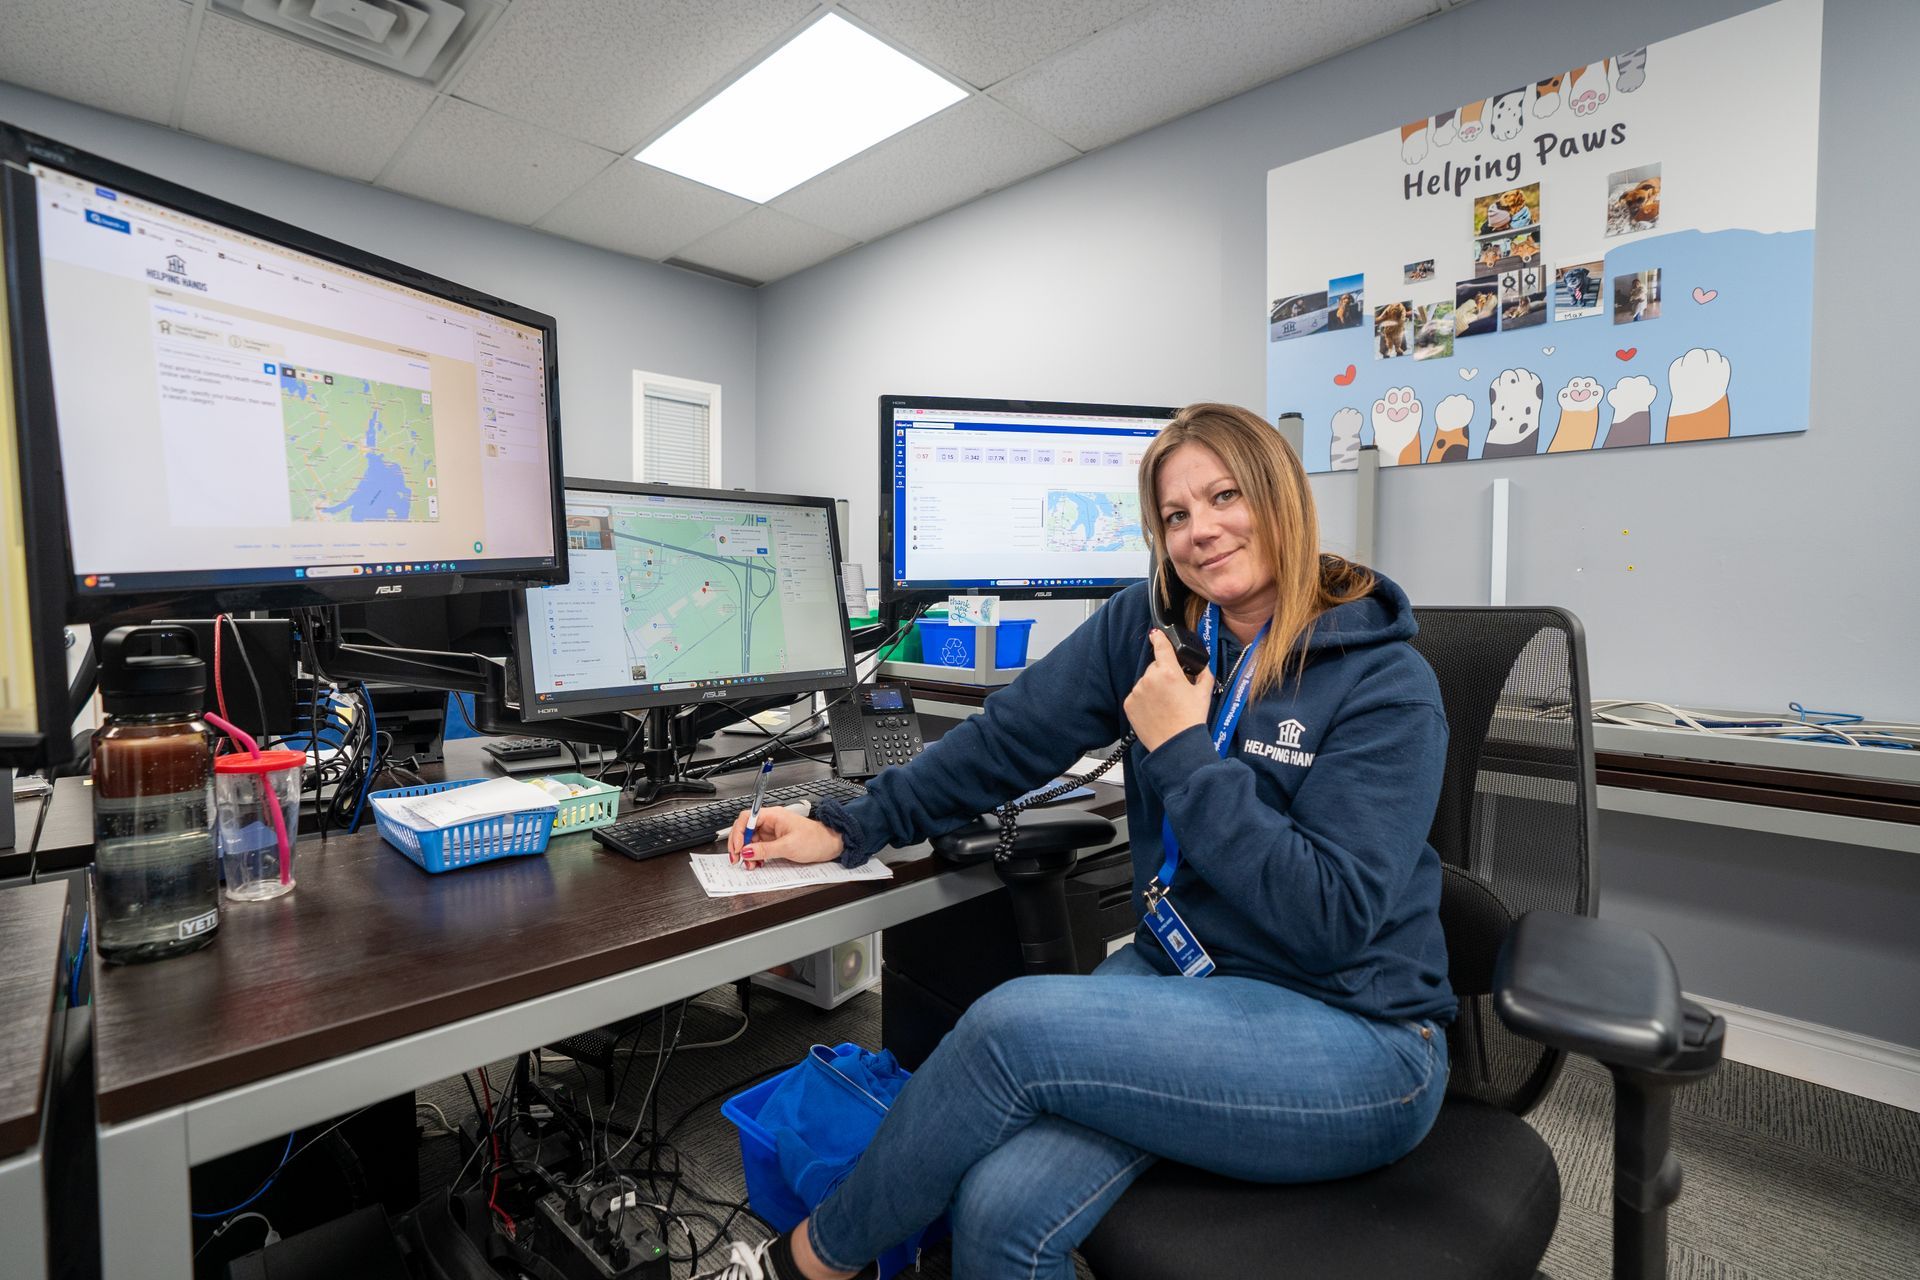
[1243,717,1316,768]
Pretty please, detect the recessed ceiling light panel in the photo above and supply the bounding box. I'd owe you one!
[635,13,966,204]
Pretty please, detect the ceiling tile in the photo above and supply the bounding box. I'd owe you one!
[451,0,818,153]
[536,160,756,262]
[673,208,858,287]
[180,15,436,183]
[0,0,194,125]
[772,96,1077,243]
[842,0,1153,88]
[378,98,618,226]
[992,0,1436,153]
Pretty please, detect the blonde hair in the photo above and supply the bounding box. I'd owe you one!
[1136,403,1376,696]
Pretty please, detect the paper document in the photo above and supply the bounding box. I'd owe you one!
[841,563,869,616]
[688,851,893,898]
[375,777,557,829]
[1071,755,1125,787]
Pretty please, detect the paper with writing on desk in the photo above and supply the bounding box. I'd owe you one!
[688,852,893,898]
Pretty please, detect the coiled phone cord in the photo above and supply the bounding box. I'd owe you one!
[992,735,1134,862]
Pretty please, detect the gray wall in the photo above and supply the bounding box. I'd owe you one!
[756,0,1920,1047]
[757,0,1919,723]
[0,81,760,485]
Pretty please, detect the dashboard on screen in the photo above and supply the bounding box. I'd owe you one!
[2,124,566,616]
[882,395,1176,604]
[516,481,856,721]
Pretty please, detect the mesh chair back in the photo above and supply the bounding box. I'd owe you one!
[1409,606,1596,1116]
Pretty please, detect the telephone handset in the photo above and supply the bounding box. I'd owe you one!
[1149,556,1209,682]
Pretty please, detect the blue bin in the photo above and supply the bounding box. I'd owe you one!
[722,1045,949,1278]
[913,617,1035,669]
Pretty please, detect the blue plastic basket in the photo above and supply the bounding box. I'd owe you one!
[369,778,556,873]
[914,617,1035,669]
[723,1044,949,1279]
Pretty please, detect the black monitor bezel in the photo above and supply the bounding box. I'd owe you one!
[511,477,858,723]
[0,121,568,622]
[0,164,74,769]
[878,393,1177,606]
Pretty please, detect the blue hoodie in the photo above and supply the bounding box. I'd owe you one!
[815,573,1455,1026]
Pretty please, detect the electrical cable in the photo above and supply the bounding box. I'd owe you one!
[193,1210,277,1259]
[222,614,269,741]
[190,1131,296,1219]
[24,787,50,885]
[1591,699,1920,751]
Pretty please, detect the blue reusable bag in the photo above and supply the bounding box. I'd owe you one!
[755,1043,910,1209]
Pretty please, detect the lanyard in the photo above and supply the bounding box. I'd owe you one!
[1154,604,1267,889]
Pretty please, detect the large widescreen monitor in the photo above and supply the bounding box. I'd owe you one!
[881,393,1177,605]
[0,123,566,619]
[514,479,857,722]
[0,182,73,768]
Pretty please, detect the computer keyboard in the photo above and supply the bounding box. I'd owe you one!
[593,776,868,863]
[483,736,608,771]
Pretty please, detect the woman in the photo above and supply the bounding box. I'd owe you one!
[705,403,1454,1280]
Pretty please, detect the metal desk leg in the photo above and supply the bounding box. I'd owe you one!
[0,1145,48,1280]
[98,1107,191,1280]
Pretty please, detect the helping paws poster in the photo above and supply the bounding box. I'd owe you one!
[1266,0,1820,473]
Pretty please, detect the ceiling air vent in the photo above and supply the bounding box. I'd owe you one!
[212,0,503,85]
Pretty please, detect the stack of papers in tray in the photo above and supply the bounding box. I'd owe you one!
[687,851,893,898]
[372,778,558,830]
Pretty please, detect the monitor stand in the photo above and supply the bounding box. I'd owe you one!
[627,705,718,806]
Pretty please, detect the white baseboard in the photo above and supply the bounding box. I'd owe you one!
[1687,993,1920,1113]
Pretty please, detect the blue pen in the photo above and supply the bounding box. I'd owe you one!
[741,759,775,852]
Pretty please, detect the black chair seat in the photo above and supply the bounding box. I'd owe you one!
[1079,1097,1560,1280]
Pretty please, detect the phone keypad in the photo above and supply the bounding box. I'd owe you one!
[871,715,922,769]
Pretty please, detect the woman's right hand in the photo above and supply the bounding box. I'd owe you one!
[725,804,845,869]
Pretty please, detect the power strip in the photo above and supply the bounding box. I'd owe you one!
[531,1186,669,1279]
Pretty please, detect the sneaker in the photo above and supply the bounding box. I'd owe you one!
[694,1239,777,1280]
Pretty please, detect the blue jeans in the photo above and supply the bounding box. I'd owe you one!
[808,944,1447,1279]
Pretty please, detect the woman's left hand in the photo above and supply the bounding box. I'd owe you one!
[1125,630,1216,752]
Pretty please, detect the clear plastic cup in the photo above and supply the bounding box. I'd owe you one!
[213,749,305,901]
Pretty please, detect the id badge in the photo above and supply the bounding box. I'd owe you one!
[1145,896,1216,978]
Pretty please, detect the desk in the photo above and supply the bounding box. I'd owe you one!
[0,880,73,1280]
[91,739,1127,1278]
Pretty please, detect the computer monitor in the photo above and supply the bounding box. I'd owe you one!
[0,179,75,769]
[0,123,567,620]
[513,479,857,723]
[881,394,1177,605]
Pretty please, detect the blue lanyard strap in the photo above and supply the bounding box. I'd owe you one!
[1154,604,1267,888]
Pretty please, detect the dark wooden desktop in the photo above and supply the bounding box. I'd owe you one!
[82,723,1123,1278]
[0,879,70,1280]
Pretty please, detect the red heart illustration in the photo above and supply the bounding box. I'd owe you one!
[1615,347,1637,361]
[1333,364,1357,386]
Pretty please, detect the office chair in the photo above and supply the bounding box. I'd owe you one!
[933,606,1724,1279]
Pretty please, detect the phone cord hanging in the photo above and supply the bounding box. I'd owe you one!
[992,734,1134,863]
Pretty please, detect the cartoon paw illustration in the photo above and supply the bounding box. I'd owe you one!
[1665,349,1732,442]
[1456,99,1486,143]
[1330,407,1364,471]
[1489,88,1527,141]
[1371,388,1424,466]
[1533,74,1564,119]
[1604,375,1657,448]
[1426,394,1473,463]
[1566,60,1614,117]
[1431,108,1457,147]
[1482,369,1544,458]
[1615,47,1647,93]
[1400,119,1427,164]
[1548,376,1603,452]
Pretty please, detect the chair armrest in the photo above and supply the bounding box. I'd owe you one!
[930,809,1117,868]
[1493,910,1694,1073]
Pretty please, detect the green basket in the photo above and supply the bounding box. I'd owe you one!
[542,772,623,835]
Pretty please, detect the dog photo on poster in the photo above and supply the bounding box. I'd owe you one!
[1267,0,1820,473]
